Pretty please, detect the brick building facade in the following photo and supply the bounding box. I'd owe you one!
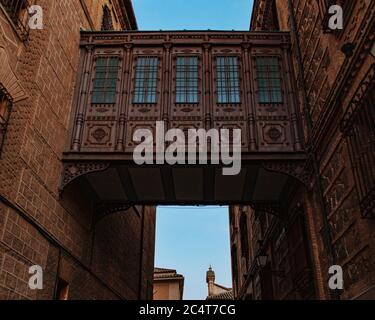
[0,0,156,300]
[230,0,375,300]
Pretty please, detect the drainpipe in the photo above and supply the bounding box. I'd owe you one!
[286,0,339,300]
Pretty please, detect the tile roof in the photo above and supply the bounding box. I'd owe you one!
[154,267,184,280]
[206,290,234,300]
[154,267,177,273]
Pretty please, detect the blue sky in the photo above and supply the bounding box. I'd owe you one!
[131,0,254,300]
[132,0,253,30]
[155,206,232,300]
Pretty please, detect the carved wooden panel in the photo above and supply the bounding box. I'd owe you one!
[69,31,302,154]
[125,121,157,152]
[250,48,294,152]
[213,121,249,152]
[80,48,124,150]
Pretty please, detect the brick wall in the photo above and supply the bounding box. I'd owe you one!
[0,0,156,300]
[283,0,375,300]
[243,0,375,300]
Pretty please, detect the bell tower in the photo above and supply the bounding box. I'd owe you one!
[206,266,215,296]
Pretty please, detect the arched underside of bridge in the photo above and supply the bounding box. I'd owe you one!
[60,153,310,217]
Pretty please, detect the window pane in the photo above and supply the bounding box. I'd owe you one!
[92,57,119,104]
[216,56,240,104]
[256,57,283,104]
[175,57,199,104]
[133,57,159,104]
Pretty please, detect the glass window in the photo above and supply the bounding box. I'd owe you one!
[176,57,199,104]
[92,57,119,104]
[133,57,158,104]
[216,56,241,104]
[256,57,283,104]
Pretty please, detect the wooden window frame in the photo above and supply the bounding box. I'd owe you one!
[255,56,283,105]
[215,56,241,104]
[91,56,120,105]
[132,56,159,104]
[175,56,199,104]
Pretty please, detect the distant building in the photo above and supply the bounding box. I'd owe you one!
[153,268,184,300]
[206,267,233,300]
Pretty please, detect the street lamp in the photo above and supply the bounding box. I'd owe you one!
[256,254,268,268]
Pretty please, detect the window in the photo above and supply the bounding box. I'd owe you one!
[255,57,283,104]
[0,85,12,154]
[176,57,199,104]
[216,56,241,104]
[55,278,69,300]
[101,5,114,31]
[0,0,29,38]
[133,57,158,104]
[92,57,119,104]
